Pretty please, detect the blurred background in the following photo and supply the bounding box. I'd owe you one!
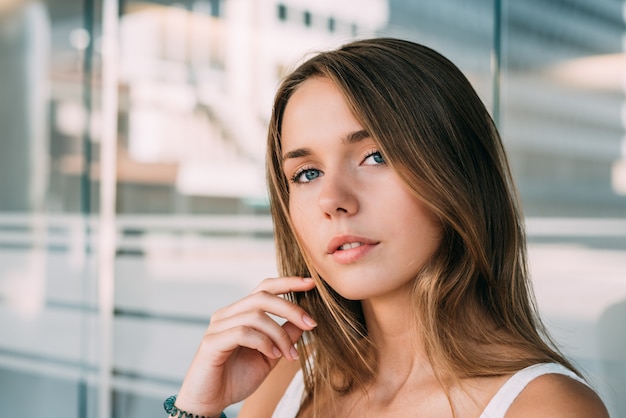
[0,0,625,416]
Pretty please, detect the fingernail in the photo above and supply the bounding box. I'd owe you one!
[290,346,299,360]
[272,346,282,358]
[302,277,314,282]
[302,313,317,327]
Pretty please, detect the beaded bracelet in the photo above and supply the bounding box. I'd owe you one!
[164,395,226,418]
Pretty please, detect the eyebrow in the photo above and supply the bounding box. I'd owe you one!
[281,129,371,161]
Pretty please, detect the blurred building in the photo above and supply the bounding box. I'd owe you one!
[42,0,387,215]
[0,0,625,417]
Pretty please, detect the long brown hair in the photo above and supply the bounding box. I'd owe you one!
[266,37,577,414]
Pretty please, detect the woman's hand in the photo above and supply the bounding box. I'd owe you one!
[174,276,317,417]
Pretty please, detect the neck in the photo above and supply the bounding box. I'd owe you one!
[361,290,431,378]
[353,291,449,412]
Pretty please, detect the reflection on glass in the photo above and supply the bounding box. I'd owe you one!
[0,0,624,417]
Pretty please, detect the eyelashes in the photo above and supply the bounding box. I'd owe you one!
[288,150,386,185]
[363,150,385,165]
[291,166,321,184]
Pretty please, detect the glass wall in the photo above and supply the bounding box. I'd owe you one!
[0,0,624,417]
[500,2,626,416]
[0,0,101,417]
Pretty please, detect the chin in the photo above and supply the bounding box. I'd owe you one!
[334,291,364,301]
[325,283,380,302]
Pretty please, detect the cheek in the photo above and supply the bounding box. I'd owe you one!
[395,192,443,248]
[288,200,317,253]
[288,199,304,232]
[288,187,319,227]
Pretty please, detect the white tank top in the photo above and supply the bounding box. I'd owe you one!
[271,362,588,418]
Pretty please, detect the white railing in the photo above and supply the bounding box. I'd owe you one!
[0,213,624,416]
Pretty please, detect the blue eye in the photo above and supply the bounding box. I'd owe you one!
[292,168,322,184]
[363,151,385,165]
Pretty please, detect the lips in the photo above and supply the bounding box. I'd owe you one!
[327,235,379,254]
[338,242,363,251]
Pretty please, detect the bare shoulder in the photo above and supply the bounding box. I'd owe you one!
[507,373,609,418]
[237,358,301,418]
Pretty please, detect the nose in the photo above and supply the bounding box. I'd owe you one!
[318,172,359,218]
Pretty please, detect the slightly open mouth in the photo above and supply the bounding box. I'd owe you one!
[337,242,363,251]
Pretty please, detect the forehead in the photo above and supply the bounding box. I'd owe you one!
[281,77,363,146]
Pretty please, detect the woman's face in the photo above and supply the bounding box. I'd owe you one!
[280,77,443,301]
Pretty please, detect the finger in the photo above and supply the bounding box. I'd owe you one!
[204,325,285,365]
[280,321,305,361]
[283,321,305,344]
[252,276,316,295]
[212,290,318,333]
[208,310,300,360]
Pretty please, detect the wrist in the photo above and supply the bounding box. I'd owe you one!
[164,394,226,418]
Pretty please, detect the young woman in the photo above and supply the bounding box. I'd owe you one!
[167,38,609,417]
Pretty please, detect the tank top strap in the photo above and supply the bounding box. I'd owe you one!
[480,363,588,418]
[273,362,587,418]
[272,368,306,418]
